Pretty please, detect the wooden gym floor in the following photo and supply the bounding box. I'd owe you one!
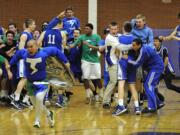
[0,80,180,135]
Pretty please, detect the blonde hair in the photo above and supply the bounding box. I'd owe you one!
[136,14,146,21]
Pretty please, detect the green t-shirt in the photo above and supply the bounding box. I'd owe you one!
[0,55,5,66]
[73,34,101,63]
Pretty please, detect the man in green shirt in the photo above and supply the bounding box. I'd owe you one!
[2,23,20,43]
[71,23,104,103]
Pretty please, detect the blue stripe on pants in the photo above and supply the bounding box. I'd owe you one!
[143,70,162,109]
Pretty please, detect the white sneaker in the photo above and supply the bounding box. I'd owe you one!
[95,94,99,102]
[47,111,55,127]
[33,121,40,128]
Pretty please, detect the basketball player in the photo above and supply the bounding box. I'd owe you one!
[112,22,141,116]
[10,40,69,128]
[10,19,36,109]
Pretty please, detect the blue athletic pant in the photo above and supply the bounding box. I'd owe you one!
[143,70,162,109]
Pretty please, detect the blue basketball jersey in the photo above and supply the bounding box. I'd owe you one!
[21,31,33,48]
[43,29,63,51]
[63,17,80,39]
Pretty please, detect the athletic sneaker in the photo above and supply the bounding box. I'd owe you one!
[55,102,65,108]
[55,95,65,108]
[112,105,127,116]
[142,107,156,113]
[157,103,165,110]
[20,100,31,108]
[47,111,55,127]
[134,107,141,115]
[33,121,40,128]
[102,102,111,109]
[11,100,23,110]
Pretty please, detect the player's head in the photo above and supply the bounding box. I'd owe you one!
[84,23,93,35]
[41,21,49,31]
[132,38,143,51]
[6,30,15,43]
[73,29,81,39]
[24,19,36,32]
[123,21,132,33]
[33,30,41,40]
[8,22,17,33]
[154,36,162,49]
[27,39,38,55]
[109,21,119,35]
[65,6,74,18]
[135,14,146,29]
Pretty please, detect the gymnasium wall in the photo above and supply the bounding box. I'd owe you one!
[0,0,180,76]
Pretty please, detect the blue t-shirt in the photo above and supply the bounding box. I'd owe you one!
[62,17,80,39]
[10,47,68,82]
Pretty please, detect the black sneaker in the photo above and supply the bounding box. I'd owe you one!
[157,103,165,110]
[11,100,23,110]
[20,101,31,108]
[142,107,156,114]
[103,103,111,109]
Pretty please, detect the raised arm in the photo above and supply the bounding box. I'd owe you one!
[37,31,46,47]
[159,26,178,41]
[46,11,65,29]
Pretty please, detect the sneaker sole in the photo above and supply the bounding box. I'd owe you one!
[112,109,127,116]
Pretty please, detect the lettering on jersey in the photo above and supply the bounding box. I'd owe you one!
[67,20,76,29]
[26,58,42,74]
[48,34,55,44]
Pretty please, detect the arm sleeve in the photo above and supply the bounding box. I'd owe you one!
[127,48,145,68]
[46,17,61,30]
[73,36,82,46]
[147,28,154,48]
[44,47,68,63]
[10,50,24,66]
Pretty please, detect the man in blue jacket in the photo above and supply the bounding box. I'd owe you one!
[123,38,164,113]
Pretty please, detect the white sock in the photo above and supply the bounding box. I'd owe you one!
[14,92,20,101]
[1,90,7,97]
[118,99,124,106]
[134,101,139,107]
[86,89,92,98]
[23,95,29,103]
[99,88,104,97]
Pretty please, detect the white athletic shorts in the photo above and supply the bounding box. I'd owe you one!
[81,60,101,80]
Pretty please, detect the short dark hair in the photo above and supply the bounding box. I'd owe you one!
[123,21,132,33]
[103,27,110,35]
[85,23,93,30]
[133,38,143,46]
[110,21,118,27]
[154,36,162,42]
[65,6,73,12]
[8,22,17,28]
[6,30,15,37]
[24,19,35,28]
